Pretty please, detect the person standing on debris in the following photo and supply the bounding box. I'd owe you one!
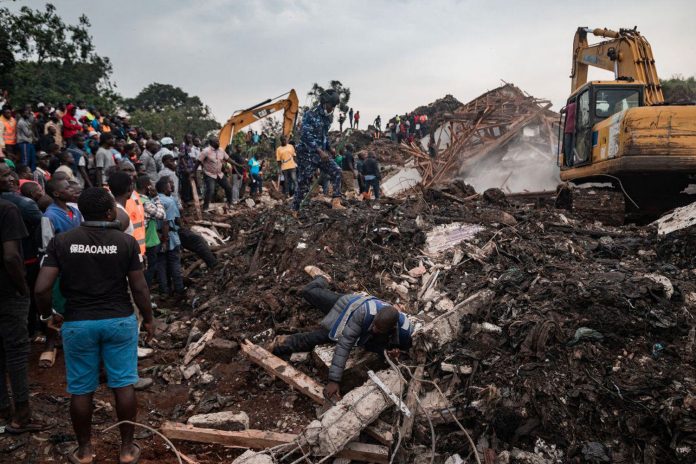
[271,267,413,401]
[340,144,358,197]
[276,135,297,198]
[35,186,154,464]
[362,151,381,201]
[155,176,185,298]
[0,196,47,434]
[229,144,246,204]
[338,112,346,132]
[292,90,344,211]
[139,140,159,184]
[95,133,116,187]
[248,152,263,197]
[158,154,180,207]
[348,108,354,129]
[177,134,197,205]
[197,136,233,210]
[135,175,165,288]
[374,115,381,132]
[354,110,360,130]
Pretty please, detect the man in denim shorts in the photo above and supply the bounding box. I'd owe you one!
[35,187,154,464]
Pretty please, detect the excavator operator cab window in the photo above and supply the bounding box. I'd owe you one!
[573,89,592,166]
[594,88,640,119]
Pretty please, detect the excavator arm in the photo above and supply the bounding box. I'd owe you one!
[570,27,664,105]
[219,89,299,149]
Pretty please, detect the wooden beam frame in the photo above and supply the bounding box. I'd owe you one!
[161,422,389,464]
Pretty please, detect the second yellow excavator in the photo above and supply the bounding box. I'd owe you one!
[218,89,299,149]
[558,27,696,223]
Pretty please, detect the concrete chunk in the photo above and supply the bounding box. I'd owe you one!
[187,411,250,432]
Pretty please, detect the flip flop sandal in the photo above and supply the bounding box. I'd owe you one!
[39,349,57,368]
[5,420,50,434]
[67,445,94,464]
[119,442,141,464]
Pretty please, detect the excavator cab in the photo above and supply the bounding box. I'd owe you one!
[561,82,644,169]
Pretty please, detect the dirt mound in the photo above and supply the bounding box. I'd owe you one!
[410,94,463,120]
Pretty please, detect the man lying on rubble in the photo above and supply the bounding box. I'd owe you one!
[270,266,413,402]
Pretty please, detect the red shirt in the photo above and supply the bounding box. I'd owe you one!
[62,113,82,140]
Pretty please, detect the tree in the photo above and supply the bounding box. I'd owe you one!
[126,83,220,142]
[0,3,116,108]
[661,75,696,103]
[307,80,351,113]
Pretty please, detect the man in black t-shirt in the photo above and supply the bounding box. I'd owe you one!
[0,198,47,434]
[35,187,154,464]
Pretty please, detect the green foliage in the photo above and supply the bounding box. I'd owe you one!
[661,75,696,103]
[307,80,351,113]
[0,3,115,108]
[127,83,219,142]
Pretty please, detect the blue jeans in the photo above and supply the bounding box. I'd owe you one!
[157,245,184,294]
[62,314,139,395]
[250,173,263,195]
[365,176,380,200]
[18,142,36,171]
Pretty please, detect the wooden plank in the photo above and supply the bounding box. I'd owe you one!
[240,340,325,405]
[242,341,394,446]
[161,422,389,464]
[398,365,424,440]
[190,177,202,221]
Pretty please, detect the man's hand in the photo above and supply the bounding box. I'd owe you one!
[48,313,64,332]
[386,349,401,361]
[317,149,330,162]
[147,185,157,197]
[323,382,341,403]
[142,320,155,342]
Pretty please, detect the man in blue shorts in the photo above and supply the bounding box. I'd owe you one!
[35,187,154,464]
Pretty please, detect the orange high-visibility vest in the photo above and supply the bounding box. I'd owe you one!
[126,191,146,255]
[1,117,16,146]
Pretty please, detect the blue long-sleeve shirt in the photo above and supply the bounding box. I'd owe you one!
[297,105,332,153]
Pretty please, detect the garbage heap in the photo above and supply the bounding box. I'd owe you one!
[422,83,561,193]
[149,185,696,464]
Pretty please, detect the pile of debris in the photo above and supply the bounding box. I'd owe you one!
[123,187,696,463]
[423,83,561,193]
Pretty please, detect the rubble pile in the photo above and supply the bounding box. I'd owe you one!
[164,187,696,463]
[424,83,561,193]
[15,185,696,463]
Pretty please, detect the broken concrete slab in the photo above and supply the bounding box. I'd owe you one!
[187,411,250,431]
[301,368,405,457]
[232,450,274,464]
[381,167,423,197]
[653,201,696,235]
[414,289,494,352]
[203,338,239,363]
[425,222,486,255]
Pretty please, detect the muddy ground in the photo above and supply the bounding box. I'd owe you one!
[7,182,696,464]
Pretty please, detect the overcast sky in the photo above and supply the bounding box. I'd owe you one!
[11,0,696,129]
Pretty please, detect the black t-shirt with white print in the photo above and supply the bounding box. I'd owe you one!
[43,225,142,322]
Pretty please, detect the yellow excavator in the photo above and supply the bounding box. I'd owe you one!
[218,89,299,149]
[558,27,696,223]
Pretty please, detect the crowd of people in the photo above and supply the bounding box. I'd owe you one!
[385,112,430,144]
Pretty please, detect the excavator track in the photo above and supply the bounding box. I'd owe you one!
[556,183,626,226]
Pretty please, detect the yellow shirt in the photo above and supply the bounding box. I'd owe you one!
[276,145,297,170]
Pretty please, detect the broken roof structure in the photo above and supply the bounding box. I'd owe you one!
[421,83,561,192]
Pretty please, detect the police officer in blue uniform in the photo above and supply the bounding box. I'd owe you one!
[292,89,344,211]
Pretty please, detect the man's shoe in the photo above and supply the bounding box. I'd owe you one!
[137,347,154,359]
[134,377,153,390]
[304,265,331,282]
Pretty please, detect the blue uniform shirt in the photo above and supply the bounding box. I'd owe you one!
[44,204,82,235]
[297,105,333,153]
